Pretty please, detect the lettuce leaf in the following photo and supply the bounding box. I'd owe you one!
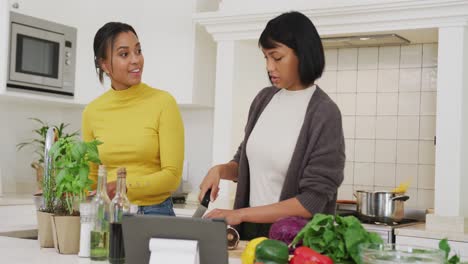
[291,213,383,263]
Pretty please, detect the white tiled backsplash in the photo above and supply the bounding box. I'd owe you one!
[318,44,438,209]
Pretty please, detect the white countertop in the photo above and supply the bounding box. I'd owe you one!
[395,223,468,242]
[0,194,37,237]
[0,194,200,237]
[0,236,240,264]
[0,193,229,239]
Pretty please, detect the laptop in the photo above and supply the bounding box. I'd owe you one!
[122,214,228,264]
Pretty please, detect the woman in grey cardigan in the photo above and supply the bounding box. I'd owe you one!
[199,11,345,239]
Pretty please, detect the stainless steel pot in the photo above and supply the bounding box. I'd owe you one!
[355,190,410,222]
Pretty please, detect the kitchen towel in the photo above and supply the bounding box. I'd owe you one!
[149,237,199,264]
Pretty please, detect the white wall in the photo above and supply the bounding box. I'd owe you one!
[462,28,468,217]
[192,25,216,107]
[231,40,269,153]
[5,0,199,104]
[0,102,82,194]
[228,43,438,210]
[0,101,213,197]
[318,44,438,210]
[180,108,214,194]
[0,1,8,94]
[195,0,220,12]
[0,1,216,197]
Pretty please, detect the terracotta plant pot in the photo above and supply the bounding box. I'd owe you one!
[51,215,81,254]
[36,211,54,248]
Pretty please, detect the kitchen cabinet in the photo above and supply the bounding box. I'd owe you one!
[396,224,468,261]
[396,236,468,261]
[0,194,37,237]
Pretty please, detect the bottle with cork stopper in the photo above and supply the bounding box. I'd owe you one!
[109,167,130,264]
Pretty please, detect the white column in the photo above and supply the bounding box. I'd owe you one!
[210,40,236,208]
[428,26,468,231]
[212,40,235,165]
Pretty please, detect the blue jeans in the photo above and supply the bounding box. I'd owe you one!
[138,197,176,216]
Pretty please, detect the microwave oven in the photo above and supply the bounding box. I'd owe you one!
[7,12,77,97]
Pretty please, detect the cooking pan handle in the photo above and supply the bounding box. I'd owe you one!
[391,195,410,201]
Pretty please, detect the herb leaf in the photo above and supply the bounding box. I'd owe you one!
[439,238,462,264]
[50,138,101,215]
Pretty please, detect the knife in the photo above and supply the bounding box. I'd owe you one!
[192,189,211,218]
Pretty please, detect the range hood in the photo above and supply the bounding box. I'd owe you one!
[321,34,410,48]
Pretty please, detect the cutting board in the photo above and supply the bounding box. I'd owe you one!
[228,240,248,259]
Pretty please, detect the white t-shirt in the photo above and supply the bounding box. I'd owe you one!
[246,85,316,207]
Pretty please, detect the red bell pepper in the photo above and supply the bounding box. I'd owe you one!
[289,247,334,264]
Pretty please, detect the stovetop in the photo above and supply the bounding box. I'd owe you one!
[336,209,420,230]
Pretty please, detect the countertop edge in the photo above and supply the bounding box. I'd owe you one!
[395,223,468,242]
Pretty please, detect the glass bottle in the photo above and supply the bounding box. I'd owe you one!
[90,165,111,261]
[109,167,130,264]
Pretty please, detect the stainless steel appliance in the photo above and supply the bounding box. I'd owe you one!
[337,203,422,244]
[355,190,410,222]
[361,220,419,244]
[7,12,77,97]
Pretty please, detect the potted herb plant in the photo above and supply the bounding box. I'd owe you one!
[18,120,79,249]
[49,137,102,254]
[16,118,79,190]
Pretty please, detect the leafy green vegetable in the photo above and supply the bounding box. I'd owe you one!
[440,239,451,259]
[50,137,102,215]
[439,238,462,264]
[291,213,383,264]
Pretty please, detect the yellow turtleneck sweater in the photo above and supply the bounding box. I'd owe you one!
[81,83,184,206]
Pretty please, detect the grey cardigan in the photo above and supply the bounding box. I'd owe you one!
[232,86,345,218]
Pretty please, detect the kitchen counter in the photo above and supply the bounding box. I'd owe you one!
[0,236,243,263]
[173,200,199,217]
[0,193,37,238]
[0,194,244,263]
[395,223,468,242]
[0,193,199,235]
[395,223,468,261]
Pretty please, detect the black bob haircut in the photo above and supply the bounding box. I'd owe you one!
[259,11,325,87]
[93,22,138,84]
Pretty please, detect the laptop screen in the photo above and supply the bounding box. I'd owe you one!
[122,215,228,264]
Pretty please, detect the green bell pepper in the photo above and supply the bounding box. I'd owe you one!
[255,239,289,264]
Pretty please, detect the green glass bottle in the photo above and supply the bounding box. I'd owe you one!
[90,165,111,261]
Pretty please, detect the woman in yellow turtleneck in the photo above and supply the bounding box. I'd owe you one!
[82,22,184,216]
